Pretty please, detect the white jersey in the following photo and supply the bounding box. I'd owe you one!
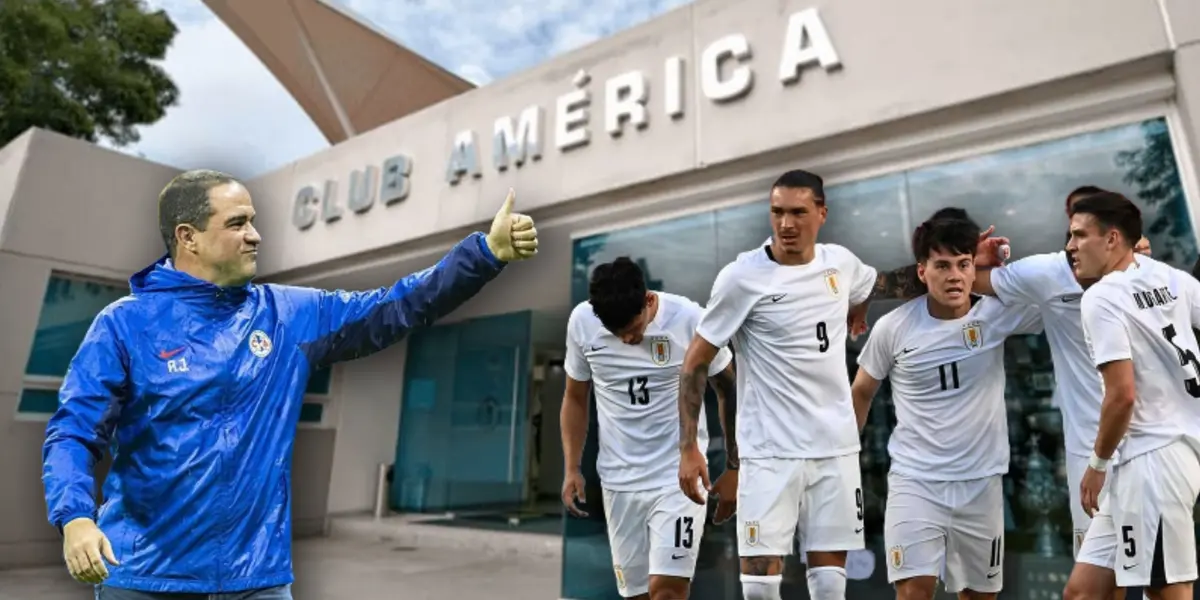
[858,295,1043,480]
[696,243,877,459]
[1081,256,1200,465]
[989,251,1101,458]
[564,292,734,491]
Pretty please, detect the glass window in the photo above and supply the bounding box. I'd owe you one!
[299,402,324,424]
[306,366,333,395]
[24,275,129,379]
[562,116,1196,599]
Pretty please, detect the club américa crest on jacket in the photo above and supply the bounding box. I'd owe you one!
[249,330,273,358]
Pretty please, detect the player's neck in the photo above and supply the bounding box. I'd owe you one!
[1101,251,1137,278]
[770,242,816,266]
[925,297,971,321]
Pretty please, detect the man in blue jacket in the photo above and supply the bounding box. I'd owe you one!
[42,169,538,599]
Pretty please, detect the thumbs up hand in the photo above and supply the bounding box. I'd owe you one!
[486,188,539,262]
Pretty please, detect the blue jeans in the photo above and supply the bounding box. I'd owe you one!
[95,584,292,600]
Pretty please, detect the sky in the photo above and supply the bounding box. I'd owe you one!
[116,0,692,180]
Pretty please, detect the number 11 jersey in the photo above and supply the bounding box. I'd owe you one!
[1081,257,1200,465]
[564,293,734,492]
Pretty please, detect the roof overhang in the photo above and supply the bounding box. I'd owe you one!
[202,0,475,144]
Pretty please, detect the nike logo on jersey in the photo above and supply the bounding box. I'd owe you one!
[1059,293,1082,303]
[987,571,1000,579]
[587,345,606,352]
[158,347,185,360]
[854,527,864,533]
[769,294,787,302]
[1123,564,1137,570]
[671,552,686,560]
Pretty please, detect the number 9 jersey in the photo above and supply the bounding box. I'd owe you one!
[564,292,733,491]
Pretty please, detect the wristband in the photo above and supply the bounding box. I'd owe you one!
[1088,452,1110,472]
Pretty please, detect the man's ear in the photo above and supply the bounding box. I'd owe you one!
[917,262,928,284]
[175,224,198,254]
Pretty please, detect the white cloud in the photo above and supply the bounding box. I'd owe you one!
[112,0,693,179]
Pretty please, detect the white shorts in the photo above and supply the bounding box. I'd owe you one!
[1076,440,1200,588]
[737,454,865,557]
[602,485,708,597]
[1066,452,1093,557]
[883,473,1004,594]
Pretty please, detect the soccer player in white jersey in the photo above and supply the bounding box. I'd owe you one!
[1062,192,1200,600]
[560,257,737,600]
[678,169,939,600]
[850,213,1044,600]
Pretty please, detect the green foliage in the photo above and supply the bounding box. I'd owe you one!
[0,0,179,148]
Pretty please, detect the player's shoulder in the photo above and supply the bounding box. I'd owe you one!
[715,246,772,283]
[816,242,861,265]
[1081,274,1127,310]
[871,296,923,337]
[568,301,602,333]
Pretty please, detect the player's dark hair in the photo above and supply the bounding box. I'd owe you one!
[928,207,975,225]
[589,257,648,333]
[158,169,237,257]
[912,216,981,263]
[1068,192,1142,249]
[771,169,825,205]
[1065,185,1108,210]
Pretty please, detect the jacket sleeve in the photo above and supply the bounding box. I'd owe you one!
[299,232,506,367]
[42,310,129,531]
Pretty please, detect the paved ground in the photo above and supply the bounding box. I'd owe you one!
[0,537,561,600]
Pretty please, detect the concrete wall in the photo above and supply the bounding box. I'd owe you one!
[244,0,1174,280]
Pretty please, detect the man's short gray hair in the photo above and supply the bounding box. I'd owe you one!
[158,169,238,256]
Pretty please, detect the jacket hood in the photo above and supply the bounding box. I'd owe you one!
[130,254,252,305]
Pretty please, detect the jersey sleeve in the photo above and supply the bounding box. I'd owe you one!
[696,263,758,348]
[988,253,1057,306]
[563,306,592,382]
[857,313,897,381]
[993,300,1045,337]
[1081,289,1133,366]
[842,247,878,306]
[708,346,734,376]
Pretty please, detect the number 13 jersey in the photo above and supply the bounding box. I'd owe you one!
[857,295,1043,480]
[564,292,734,491]
[1081,257,1200,465]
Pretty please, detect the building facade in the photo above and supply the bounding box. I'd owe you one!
[1,0,1200,597]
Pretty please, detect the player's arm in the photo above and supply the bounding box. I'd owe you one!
[706,353,737,469]
[560,376,592,479]
[43,311,128,533]
[680,266,754,451]
[851,317,893,432]
[850,368,882,433]
[1082,295,1136,463]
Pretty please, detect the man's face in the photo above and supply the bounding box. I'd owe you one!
[184,182,261,286]
[1066,213,1116,280]
[608,293,654,345]
[918,248,975,312]
[769,186,826,255]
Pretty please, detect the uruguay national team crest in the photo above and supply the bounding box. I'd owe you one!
[649,336,671,366]
[889,545,904,570]
[249,329,273,358]
[824,269,840,297]
[962,321,984,350]
[745,521,760,547]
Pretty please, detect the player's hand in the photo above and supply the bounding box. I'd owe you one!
[975,225,1011,268]
[562,470,588,517]
[710,467,738,524]
[1080,467,1107,518]
[679,444,711,506]
[847,302,869,341]
[485,188,538,262]
[1135,236,1152,256]
[62,517,119,584]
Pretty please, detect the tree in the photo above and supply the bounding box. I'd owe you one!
[0,0,179,148]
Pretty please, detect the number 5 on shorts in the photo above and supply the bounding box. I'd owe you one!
[1122,525,1137,558]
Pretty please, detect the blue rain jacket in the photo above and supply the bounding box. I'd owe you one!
[42,232,505,593]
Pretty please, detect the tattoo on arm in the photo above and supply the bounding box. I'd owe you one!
[870,264,925,301]
[710,366,738,469]
[679,368,707,450]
